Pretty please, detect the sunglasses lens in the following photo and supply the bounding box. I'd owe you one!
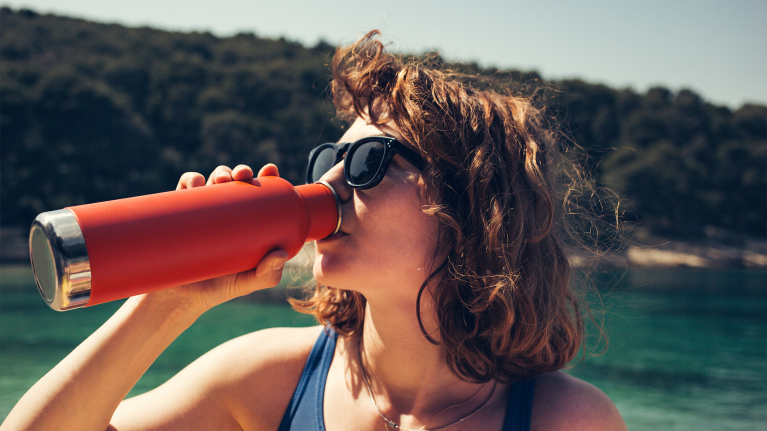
[310,146,337,183]
[348,140,385,186]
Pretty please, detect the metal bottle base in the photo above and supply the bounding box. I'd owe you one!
[29,209,92,311]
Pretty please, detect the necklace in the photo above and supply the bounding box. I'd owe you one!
[357,337,497,431]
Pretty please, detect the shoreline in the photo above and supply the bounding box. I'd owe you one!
[571,238,767,269]
[2,227,766,269]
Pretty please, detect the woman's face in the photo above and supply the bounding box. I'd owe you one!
[313,117,439,297]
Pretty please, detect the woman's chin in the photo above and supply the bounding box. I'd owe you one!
[312,253,342,287]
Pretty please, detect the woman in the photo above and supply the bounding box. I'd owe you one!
[3,31,627,430]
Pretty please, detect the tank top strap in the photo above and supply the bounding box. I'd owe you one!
[277,328,535,431]
[501,378,537,431]
[277,327,337,431]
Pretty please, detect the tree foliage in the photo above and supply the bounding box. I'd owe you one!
[1,8,342,226]
[1,8,764,239]
[553,82,766,238]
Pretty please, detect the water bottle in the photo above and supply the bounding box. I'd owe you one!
[28,177,341,311]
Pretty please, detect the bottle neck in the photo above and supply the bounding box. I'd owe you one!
[295,182,341,241]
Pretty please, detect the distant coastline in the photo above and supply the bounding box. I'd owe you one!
[3,226,765,269]
[572,237,767,269]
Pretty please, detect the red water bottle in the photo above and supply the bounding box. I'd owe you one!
[28,177,341,311]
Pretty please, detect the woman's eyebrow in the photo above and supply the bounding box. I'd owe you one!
[337,132,396,143]
[357,132,397,140]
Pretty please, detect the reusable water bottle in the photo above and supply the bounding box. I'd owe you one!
[29,177,341,311]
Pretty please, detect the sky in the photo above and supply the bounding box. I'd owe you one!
[3,0,766,108]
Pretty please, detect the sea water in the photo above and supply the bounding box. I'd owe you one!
[1,266,765,430]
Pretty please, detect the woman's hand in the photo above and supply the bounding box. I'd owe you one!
[176,163,280,189]
[0,163,290,431]
[162,163,289,313]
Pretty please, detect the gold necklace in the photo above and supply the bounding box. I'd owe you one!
[357,337,497,431]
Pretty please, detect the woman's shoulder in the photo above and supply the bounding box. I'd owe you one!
[208,325,326,385]
[223,324,324,362]
[177,325,325,428]
[113,326,325,430]
[530,371,628,431]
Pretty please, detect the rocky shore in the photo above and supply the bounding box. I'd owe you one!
[570,238,767,269]
[3,226,766,269]
[620,239,767,268]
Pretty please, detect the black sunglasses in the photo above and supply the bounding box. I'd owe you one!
[306,136,424,189]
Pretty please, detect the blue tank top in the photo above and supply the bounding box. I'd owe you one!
[277,328,536,431]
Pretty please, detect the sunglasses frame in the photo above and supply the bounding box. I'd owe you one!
[306,136,424,189]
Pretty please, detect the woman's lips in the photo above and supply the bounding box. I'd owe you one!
[317,231,348,244]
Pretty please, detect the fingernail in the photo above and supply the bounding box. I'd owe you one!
[272,259,286,271]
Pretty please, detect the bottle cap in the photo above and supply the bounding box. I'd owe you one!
[29,209,92,311]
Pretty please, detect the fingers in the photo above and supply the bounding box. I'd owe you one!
[257,164,280,178]
[178,164,277,191]
[207,165,261,185]
[231,165,254,182]
[177,172,205,190]
[206,165,234,185]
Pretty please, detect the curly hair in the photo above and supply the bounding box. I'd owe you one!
[290,30,586,383]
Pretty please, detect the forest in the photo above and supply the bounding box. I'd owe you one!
[1,7,765,241]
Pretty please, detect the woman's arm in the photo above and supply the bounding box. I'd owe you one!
[1,164,289,431]
[1,249,288,431]
[2,293,201,431]
[109,325,322,431]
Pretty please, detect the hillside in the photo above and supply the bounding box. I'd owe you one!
[1,8,765,247]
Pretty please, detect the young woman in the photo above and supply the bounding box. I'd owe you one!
[3,31,627,431]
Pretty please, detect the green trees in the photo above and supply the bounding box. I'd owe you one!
[563,84,767,238]
[1,8,342,226]
[1,8,764,239]
[2,66,156,213]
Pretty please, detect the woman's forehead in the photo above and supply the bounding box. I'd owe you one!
[338,117,404,143]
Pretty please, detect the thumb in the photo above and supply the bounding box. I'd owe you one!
[245,250,290,289]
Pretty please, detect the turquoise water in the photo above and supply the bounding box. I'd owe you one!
[567,270,767,430]
[1,266,765,429]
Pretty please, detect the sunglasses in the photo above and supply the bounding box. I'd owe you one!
[306,136,424,189]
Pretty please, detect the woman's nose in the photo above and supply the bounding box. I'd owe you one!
[319,160,352,203]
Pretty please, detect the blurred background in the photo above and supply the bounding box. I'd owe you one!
[0,1,765,429]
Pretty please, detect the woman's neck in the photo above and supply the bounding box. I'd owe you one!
[352,292,490,417]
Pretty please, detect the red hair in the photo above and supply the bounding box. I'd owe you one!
[291,31,588,383]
